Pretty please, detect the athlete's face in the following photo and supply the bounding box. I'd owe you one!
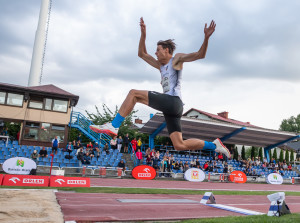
[155,45,168,61]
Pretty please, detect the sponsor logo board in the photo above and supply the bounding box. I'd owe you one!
[2,174,49,187]
[3,157,36,175]
[229,171,247,183]
[50,176,90,187]
[266,173,283,185]
[184,168,205,182]
[131,165,156,180]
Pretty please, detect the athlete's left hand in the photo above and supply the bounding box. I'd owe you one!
[204,20,216,38]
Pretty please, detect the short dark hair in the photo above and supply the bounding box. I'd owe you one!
[157,39,176,55]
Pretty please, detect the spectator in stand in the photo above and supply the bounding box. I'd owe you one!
[218,153,224,163]
[155,151,160,159]
[77,148,84,165]
[223,162,228,173]
[146,154,152,166]
[51,136,59,155]
[137,137,142,151]
[103,143,110,155]
[65,142,73,153]
[263,156,268,163]
[165,150,170,157]
[173,160,180,172]
[94,147,100,159]
[195,158,200,167]
[76,140,82,149]
[131,137,137,153]
[118,159,126,176]
[288,163,292,171]
[77,133,82,143]
[88,147,95,158]
[110,135,117,150]
[203,161,209,171]
[183,161,190,172]
[179,160,184,172]
[152,154,160,171]
[145,147,151,157]
[86,142,93,149]
[150,148,156,158]
[94,142,99,151]
[117,136,123,153]
[72,140,78,150]
[250,157,255,166]
[136,149,143,165]
[83,152,91,165]
[30,150,38,163]
[123,133,129,153]
[190,159,196,168]
[39,147,48,158]
[282,161,288,170]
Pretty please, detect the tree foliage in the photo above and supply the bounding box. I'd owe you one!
[284,150,290,162]
[279,149,284,162]
[279,114,300,133]
[233,146,239,160]
[241,146,246,160]
[86,104,139,139]
[259,147,263,159]
[290,150,295,162]
[273,149,278,161]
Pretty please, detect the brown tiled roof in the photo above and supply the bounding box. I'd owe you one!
[183,108,258,128]
[27,84,77,97]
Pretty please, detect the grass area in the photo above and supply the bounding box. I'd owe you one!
[180,213,300,223]
[1,185,300,196]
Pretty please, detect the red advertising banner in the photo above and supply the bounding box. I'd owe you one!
[2,174,49,187]
[229,171,247,183]
[0,174,4,185]
[50,176,90,187]
[132,165,156,180]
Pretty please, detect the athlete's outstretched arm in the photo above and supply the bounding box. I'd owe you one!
[138,17,160,70]
[173,20,216,70]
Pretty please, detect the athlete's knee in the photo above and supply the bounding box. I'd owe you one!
[173,143,187,151]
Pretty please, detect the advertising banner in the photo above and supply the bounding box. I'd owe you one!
[266,173,283,184]
[0,174,4,185]
[2,157,36,175]
[50,176,90,187]
[184,168,205,182]
[2,174,49,187]
[131,165,156,180]
[229,171,247,183]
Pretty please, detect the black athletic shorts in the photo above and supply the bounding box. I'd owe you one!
[148,91,183,134]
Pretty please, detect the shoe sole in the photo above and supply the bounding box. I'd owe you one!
[216,138,231,159]
[89,126,117,136]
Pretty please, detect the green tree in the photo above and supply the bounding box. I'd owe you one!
[4,122,21,139]
[290,150,295,162]
[284,150,289,162]
[273,149,278,161]
[233,146,239,160]
[241,146,246,160]
[86,104,138,138]
[269,149,272,160]
[279,149,284,162]
[259,147,263,160]
[279,114,300,133]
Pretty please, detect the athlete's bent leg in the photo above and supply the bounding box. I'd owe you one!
[118,89,149,117]
[169,131,231,158]
[169,131,205,151]
[89,89,149,136]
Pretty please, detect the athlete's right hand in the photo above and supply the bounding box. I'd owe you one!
[140,17,146,36]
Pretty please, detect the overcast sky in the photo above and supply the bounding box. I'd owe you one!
[0,0,299,130]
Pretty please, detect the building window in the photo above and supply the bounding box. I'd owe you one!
[40,123,51,141]
[53,99,68,112]
[50,125,65,142]
[23,122,40,140]
[28,97,43,109]
[0,92,6,104]
[45,98,52,110]
[6,93,23,107]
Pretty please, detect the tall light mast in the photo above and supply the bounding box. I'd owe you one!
[28,0,52,87]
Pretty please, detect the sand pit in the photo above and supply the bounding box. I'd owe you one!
[0,189,64,223]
